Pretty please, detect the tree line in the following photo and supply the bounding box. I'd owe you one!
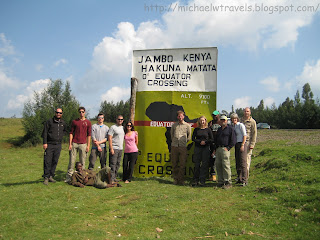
[234,83,320,129]
[21,80,319,146]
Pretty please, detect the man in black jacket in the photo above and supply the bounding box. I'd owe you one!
[42,108,67,185]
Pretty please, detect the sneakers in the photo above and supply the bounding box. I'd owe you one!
[49,176,56,183]
[43,177,49,185]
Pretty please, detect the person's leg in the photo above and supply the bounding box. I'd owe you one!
[240,143,248,184]
[88,149,98,170]
[221,149,231,185]
[215,147,224,186]
[114,149,122,181]
[109,151,118,182]
[247,144,253,178]
[100,147,107,169]
[192,147,201,184]
[171,146,179,184]
[43,144,54,179]
[199,147,210,185]
[66,142,78,181]
[235,143,241,182]
[127,152,138,182]
[122,153,129,181]
[50,144,62,179]
[94,168,108,189]
[177,147,187,184]
[78,143,87,169]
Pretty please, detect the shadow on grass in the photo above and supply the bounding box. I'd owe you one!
[6,136,24,147]
[1,170,67,187]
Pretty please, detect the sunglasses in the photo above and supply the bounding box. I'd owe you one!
[118,118,124,120]
[98,117,104,119]
[56,111,63,114]
[127,125,132,127]
[79,111,85,113]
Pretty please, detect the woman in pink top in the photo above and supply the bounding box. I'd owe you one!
[122,122,139,183]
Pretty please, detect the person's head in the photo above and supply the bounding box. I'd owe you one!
[116,115,124,126]
[220,115,228,127]
[78,107,86,118]
[197,116,208,128]
[97,113,104,124]
[125,121,135,133]
[212,110,220,122]
[230,113,239,125]
[244,107,251,119]
[177,110,185,122]
[75,162,83,171]
[55,108,63,119]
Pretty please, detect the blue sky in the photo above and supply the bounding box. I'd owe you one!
[0,0,319,118]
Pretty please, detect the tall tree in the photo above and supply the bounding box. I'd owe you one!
[22,79,79,146]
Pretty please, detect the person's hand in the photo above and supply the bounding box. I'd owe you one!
[83,176,88,184]
[240,145,244,152]
[200,141,206,146]
[86,145,90,152]
[69,144,72,151]
[110,149,115,155]
[212,151,216,157]
[98,146,102,152]
[79,183,85,188]
[43,144,48,150]
[224,147,228,152]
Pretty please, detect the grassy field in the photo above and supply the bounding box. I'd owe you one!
[0,118,319,239]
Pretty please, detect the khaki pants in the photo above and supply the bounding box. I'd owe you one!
[246,147,253,178]
[66,143,87,179]
[215,147,231,185]
[171,146,187,183]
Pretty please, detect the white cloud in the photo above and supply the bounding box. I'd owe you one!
[100,86,130,103]
[84,0,316,92]
[260,76,280,92]
[0,33,15,56]
[233,96,251,109]
[296,59,320,96]
[35,64,44,72]
[7,78,51,110]
[54,58,68,67]
[264,97,275,107]
[0,69,20,90]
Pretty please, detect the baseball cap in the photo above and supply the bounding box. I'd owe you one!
[212,110,220,115]
[220,115,228,120]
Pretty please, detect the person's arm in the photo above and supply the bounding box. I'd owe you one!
[135,131,138,146]
[42,120,49,150]
[71,173,84,188]
[187,124,192,143]
[206,128,214,145]
[108,135,114,155]
[227,127,236,151]
[86,136,91,152]
[69,133,73,150]
[250,120,257,149]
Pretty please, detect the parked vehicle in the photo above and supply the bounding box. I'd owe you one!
[257,123,271,129]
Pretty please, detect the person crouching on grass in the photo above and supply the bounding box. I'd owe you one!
[122,122,139,183]
[71,162,121,188]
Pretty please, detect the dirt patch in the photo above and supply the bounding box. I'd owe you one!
[257,129,320,146]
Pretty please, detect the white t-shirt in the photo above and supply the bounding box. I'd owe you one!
[108,125,125,150]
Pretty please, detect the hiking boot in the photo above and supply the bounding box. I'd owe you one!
[43,177,49,185]
[49,176,56,183]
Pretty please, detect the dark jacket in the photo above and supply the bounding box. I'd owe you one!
[42,117,67,144]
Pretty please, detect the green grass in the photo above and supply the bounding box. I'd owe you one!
[0,119,320,239]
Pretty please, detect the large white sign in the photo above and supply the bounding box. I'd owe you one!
[132,47,217,92]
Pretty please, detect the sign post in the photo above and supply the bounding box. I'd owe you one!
[132,47,218,178]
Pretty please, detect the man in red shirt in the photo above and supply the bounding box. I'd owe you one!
[65,107,92,183]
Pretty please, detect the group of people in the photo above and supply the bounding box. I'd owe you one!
[171,108,257,189]
[42,106,256,189]
[42,107,138,188]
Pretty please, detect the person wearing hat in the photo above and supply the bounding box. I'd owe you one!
[208,110,221,181]
[212,115,236,189]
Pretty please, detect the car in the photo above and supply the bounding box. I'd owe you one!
[257,123,271,129]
